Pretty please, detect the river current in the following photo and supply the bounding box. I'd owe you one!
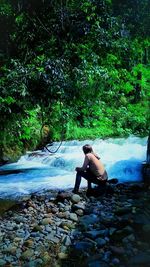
[0,136,148,198]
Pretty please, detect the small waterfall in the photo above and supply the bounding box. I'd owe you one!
[0,136,147,198]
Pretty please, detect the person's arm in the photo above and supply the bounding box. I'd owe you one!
[75,155,89,172]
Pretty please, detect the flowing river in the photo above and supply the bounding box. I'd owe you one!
[0,136,148,198]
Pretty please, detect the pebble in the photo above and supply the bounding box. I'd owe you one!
[0,183,149,267]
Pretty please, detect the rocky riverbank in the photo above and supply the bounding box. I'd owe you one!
[0,182,150,267]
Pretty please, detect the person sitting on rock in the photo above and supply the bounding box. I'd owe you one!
[72,144,108,194]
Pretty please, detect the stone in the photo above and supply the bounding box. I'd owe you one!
[56,191,71,202]
[123,234,135,243]
[62,235,72,246]
[72,203,85,211]
[129,252,150,265]
[75,209,84,216]
[45,226,52,232]
[79,215,99,230]
[74,241,94,251]
[95,238,107,248]
[110,246,125,255]
[58,252,68,259]
[69,213,78,222]
[23,259,43,267]
[122,225,134,234]
[46,234,60,244]
[86,255,109,267]
[57,212,66,219]
[71,194,81,203]
[60,221,74,230]
[85,230,109,239]
[32,225,43,232]
[142,224,150,234]
[111,258,120,265]
[51,207,58,214]
[109,228,116,236]
[0,259,7,266]
[21,249,34,260]
[4,245,17,255]
[114,207,132,215]
[24,239,34,247]
[112,228,134,241]
[41,218,52,225]
[42,252,51,263]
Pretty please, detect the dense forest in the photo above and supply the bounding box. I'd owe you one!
[0,0,150,161]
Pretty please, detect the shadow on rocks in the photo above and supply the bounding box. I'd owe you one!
[58,183,150,267]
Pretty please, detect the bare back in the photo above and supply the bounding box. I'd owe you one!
[87,153,105,176]
[80,152,105,177]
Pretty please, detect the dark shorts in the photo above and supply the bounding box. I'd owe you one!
[78,169,108,185]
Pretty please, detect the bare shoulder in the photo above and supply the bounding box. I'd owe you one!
[86,153,94,159]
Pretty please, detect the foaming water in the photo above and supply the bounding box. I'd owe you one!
[0,136,147,198]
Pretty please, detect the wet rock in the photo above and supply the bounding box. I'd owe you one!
[24,239,34,247]
[24,259,43,267]
[112,228,133,241]
[57,212,67,219]
[102,251,111,263]
[69,213,78,222]
[122,234,135,243]
[142,224,150,232]
[41,218,52,225]
[0,259,7,266]
[60,221,74,230]
[0,185,150,267]
[86,255,109,267]
[62,235,71,246]
[32,225,43,232]
[129,183,145,193]
[58,252,68,259]
[21,249,34,260]
[74,241,94,251]
[51,207,58,214]
[129,252,150,266]
[72,203,85,211]
[85,230,108,239]
[75,209,84,216]
[111,257,120,265]
[42,252,51,263]
[46,234,60,243]
[56,191,71,202]
[79,215,99,230]
[95,238,107,248]
[110,246,125,255]
[14,215,27,223]
[71,194,81,204]
[114,207,132,215]
[4,244,17,255]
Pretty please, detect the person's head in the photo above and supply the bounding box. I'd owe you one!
[82,144,93,154]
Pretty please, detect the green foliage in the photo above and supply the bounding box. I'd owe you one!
[0,0,149,159]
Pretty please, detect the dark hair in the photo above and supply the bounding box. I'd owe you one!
[82,144,93,154]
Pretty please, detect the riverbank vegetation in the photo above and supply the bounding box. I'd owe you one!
[0,0,149,160]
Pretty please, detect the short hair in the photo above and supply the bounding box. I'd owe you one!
[82,144,93,154]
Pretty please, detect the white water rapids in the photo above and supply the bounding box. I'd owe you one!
[0,136,148,198]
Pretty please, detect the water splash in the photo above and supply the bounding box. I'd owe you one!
[0,136,147,198]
